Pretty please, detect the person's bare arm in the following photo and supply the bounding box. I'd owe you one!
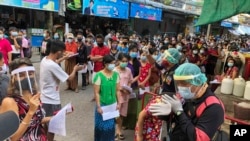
[90,55,103,62]
[8,52,12,63]
[136,110,147,140]
[141,67,152,85]
[0,95,40,141]
[68,64,82,81]
[13,38,21,49]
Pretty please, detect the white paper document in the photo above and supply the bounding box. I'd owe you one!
[121,85,133,93]
[101,103,119,121]
[78,65,87,73]
[139,87,150,95]
[69,53,79,57]
[48,103,73,136]
[210,79,221,84]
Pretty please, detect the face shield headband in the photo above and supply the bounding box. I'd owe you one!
[11,66,37,96]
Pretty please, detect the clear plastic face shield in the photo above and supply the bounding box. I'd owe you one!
[11,66,38,96]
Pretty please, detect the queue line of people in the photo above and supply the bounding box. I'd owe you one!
[0,27,248,141]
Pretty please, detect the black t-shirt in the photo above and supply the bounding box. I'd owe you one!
[41,38,51,56]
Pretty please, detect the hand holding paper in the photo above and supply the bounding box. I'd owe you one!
[48,103,74,136]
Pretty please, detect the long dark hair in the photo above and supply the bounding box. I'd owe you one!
[129,45,140,77]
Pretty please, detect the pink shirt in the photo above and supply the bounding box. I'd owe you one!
[114,67,133,103]
[0,38,12,65]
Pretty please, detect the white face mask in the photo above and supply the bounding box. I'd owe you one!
[0,34,3,39]
[67,39,73,43]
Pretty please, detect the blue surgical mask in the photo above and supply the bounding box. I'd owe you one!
[152,55,158,60]
[227,62,234,67]
[107,64,115,71]
[140,56,147,61]
[178,86,195,99]
[176,45,182,51]
[11,32,18,37]
[54,35,59,39]
[130,52,137,58]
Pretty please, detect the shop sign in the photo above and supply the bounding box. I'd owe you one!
[0,0,59,12]
[82,0,129,19]
[130,3,162,21]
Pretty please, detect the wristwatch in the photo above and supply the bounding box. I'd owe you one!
[176,110,183,116]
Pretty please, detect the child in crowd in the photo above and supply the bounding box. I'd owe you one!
[114,53,133,140]
[134,51,152,97]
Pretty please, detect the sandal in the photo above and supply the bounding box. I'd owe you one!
[119,134,125,140]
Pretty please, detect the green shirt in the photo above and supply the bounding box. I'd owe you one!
[93,71,119,105]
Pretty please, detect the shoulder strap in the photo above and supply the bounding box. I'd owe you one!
[196,96,225,118]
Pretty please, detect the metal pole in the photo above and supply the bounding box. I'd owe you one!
[206,24,211,40]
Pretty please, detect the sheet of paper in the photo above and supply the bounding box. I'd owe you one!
[48,103,73,136]
[129,92,136,99]
[101,103,119,121]
[69,53,79,57]
[78,66,87,73]
[210,79,221,84]
[121,85,132,93]
[139,87,150,95]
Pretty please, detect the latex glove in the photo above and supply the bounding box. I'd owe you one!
[149,102,172,116]
[162,94,183,113]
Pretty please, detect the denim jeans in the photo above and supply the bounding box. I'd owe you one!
[77,72,86,87]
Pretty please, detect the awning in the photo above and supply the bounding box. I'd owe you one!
[221,21,233,28]
[228,25,250,36]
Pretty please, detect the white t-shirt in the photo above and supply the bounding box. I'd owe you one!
[40,57,69,104]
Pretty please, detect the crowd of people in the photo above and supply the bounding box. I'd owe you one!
[0,25,249,141]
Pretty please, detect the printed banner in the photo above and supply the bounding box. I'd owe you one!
[130,3,162,21]
[0,0,59,12]
[82,0,129,19]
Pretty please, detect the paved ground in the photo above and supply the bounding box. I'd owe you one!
[30,50,135,141]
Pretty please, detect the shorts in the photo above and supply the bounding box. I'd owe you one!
[42,103,62,116]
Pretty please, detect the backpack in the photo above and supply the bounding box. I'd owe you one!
[196,96,229,141]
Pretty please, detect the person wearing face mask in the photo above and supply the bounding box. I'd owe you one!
[93,54,120,141]
[149,63,225,141]
[40,40,82,141]
[188,46,201,65]
[122,45,141,129]
[0,52,9,103]
[114,53,133,140]
[20,30,30,58]
[110,37,119,60]
[0,58,53,141]
[76,32,88,90]
[65,33,79,92]
[90,34,110,101]
[133,51,152,96]
[117,36,129,54]
[0,27,12,65]
[53,32,60,40]
[159,48,181,93]
[147,48,161,89]
[7,27,22,61]
[40,30,51,60]
[218,57,238,81]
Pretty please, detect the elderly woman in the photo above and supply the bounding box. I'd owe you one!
[0,58,51,141]
[65,33,79,92]
[93,55,120,141]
